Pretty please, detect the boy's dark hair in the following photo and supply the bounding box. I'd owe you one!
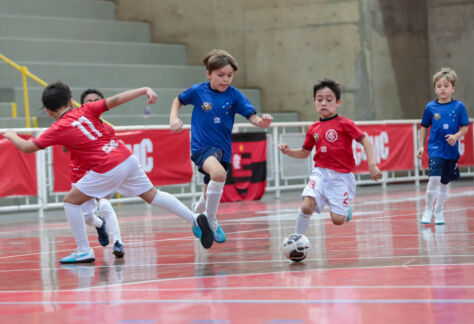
[42,81,72,112]
[203,49,239,72]
[313,78,342,100]
[80,88,105,105]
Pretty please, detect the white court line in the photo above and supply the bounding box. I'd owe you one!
[1,262,473,293]
[0,299,474,305]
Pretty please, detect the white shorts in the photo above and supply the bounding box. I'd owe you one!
[75,155,153,199]
[301,167,356,216]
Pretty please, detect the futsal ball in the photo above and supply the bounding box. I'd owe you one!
[281,234,311,262]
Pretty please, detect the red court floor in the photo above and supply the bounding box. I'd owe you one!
[0,181,473,323]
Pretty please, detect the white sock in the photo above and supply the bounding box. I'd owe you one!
[296,208,312,234]
[80,199,103,228]
[64,202,90,253]
[425,176,441,210]
[435,183,449,213]
[98,199,122,244]
[193,193,206,213]
[150,191,194,225]
[205,180,225,227]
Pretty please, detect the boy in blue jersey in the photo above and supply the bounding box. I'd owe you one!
[170,49,273,247]
[417,67,469,225]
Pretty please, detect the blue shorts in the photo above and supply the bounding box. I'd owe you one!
[428,157,460,184]
[191,146,230,184]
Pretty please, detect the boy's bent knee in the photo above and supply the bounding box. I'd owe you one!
[330,212,346,225]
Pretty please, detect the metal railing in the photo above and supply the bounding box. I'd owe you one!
[0,53,81,127]
[0,120,472,217]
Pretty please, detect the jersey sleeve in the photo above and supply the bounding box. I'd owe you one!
[178,85,197,105]
[234,88,257,118]
[82,99,107,119]
[33,125,59,149]
[420,104,432,127]
[344,118,365,141]
[302,126,316,151]
[458,101,470,126]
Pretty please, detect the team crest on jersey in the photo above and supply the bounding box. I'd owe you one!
[434,113,441,120]
[325,129,338,142]
[202,102,212,111]
[313,133,319,142]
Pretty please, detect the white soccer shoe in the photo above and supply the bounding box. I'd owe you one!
[434,210,445,225]
[420,209,433,224]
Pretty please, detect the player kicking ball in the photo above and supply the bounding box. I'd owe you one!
[4,81,214,264]
[278,78,382,235]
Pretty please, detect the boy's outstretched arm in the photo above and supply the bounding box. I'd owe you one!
[3,130,39,153]
[248,113,273,129]
[360,136,382,181]
[169,97,183,133]
[106,87,157,110]
[278,143,311,159]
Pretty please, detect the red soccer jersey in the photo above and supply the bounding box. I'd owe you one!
[302,115,365,173]
[34,99,132,174]
[69,120,117,183]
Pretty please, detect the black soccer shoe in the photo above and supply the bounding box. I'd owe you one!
[197,214,213,249]
[113,241,125,258]
[96,216,110,247]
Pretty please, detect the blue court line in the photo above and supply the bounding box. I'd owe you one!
[1,299,474,305]
[192,320,229,323]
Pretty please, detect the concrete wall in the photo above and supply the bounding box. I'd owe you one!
[113,0,473,121]
[427,0,474,117]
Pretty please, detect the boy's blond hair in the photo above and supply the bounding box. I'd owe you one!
[433,67,458,87]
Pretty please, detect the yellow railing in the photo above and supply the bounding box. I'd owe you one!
[0,53,81,128]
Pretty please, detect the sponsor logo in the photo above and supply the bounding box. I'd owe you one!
[102,139,119,154]
[214,117,221,124]
[353,131,389,165]
[313,133,319,142]
[125,138,153,172]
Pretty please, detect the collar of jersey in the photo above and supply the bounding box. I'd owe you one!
[59,108,73,119]
[320,114,338,122]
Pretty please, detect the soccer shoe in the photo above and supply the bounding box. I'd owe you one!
[345,205,353,223]
[196,214,213,249]
[191,201,206,214]
[113,241,125,258]
[96,216,109,247]
[421,209,433,224]
[59,248,95,264]
[434,210,445,225]
[210,221,226,243]
[192,217,202,239]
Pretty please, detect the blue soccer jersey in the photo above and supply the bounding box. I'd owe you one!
[178,82,256,163]
[421,99,470,159]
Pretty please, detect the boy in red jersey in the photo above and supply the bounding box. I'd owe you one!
[4,81,214,264]
[70,88,125,258]
[278,79,382,234]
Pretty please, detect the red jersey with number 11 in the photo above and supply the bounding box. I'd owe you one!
[34,99,131,174]
[302,114,365,173]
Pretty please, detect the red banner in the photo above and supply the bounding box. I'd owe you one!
[0,135,37,197]
[222,133,267,202]
[421,122,474,169]
[53,129,193,192]
[353,124,414,173]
